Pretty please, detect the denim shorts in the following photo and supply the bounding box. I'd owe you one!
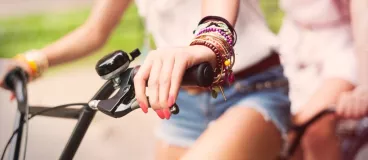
[155,65,291,149]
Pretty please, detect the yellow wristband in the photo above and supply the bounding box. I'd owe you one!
[14,50,48,79]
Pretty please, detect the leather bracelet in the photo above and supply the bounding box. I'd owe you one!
[195,34,234,68]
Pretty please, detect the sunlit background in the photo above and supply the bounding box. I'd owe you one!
[0,0,283,159]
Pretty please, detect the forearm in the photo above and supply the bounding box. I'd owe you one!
[351,0,368,86]
[201,0,239,26]
[40,0,132,67]
[294,78,354,124]
[41,25,105,67]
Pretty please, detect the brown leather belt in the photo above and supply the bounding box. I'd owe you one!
[234,50,281,79]
[184,50,281,94]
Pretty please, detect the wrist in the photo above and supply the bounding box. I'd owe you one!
[189,45,217,68]
[14,50,49,80]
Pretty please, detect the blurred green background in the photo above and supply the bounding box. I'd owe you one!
[0,1,283,72]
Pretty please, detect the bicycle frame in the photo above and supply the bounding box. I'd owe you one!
[59,80,115,160]
[5,49,213,160]
[7,68,28,160]
[6,72,368,160]
[8,79,115,160]
[9,112,25,160]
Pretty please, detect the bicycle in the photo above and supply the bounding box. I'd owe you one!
[2,49,368,160]
[283,108,368,160]
[0,49,214,160]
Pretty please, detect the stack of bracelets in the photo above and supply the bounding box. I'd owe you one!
[190,16,237,99]
[14,50,49,80]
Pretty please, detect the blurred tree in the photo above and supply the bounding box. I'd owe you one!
[260,0,284,34]
[0,1,284,66]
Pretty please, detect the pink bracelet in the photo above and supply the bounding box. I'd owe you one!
[196,27,234,46]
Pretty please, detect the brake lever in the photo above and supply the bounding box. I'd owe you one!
[89,67,179,118]
[89,68,135,118]
[110,97,179,116]
[90,48,215,118]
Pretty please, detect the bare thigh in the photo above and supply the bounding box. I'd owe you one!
[154,106,283,160]
[155,140,187,160]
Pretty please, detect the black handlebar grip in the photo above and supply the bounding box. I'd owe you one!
[132,62,214,87]
[4,67,29,112]
[181,62,214,87]
[4,67,28,91]
[131,62,213,115]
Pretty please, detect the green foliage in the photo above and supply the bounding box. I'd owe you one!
[260,0,284,33]
[0,5,144,60]
[0,1,283,71]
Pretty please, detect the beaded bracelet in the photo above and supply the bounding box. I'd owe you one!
[194,22,235,46]
[196,27,234,46]
[198,16,236,33]
[195,34,235,69]
[194,16,237,45]
[190,37,233,98]
[191,16,237,99]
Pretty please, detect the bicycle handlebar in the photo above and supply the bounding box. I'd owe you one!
[4,67,29,112]
[2,51,216,160]
[92,49,215,118]
[132,62,214,87]
[91,62,214,118]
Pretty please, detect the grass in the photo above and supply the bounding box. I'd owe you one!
[0,1,283,73]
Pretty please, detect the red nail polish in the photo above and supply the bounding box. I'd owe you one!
[163,109,171,119]
[139,102,148,113]
[155,110,165,119]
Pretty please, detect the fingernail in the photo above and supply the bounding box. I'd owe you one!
[10,94,15,101]
[168,95,175,106]
[163,109,171,119]
[155,110,165,119]
[139,102,148,113]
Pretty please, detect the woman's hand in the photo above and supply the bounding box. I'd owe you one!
[133,45,216,119]
[0,59,30,91]
[336,86,368,119]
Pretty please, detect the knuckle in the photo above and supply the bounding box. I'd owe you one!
[133,74,143,83]
[176,53,189,61]
[150,50,164,57]
[159,77,170,85]
[148,79,159,87]
[148,50,157,56]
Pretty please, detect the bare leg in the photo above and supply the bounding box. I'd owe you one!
[155,140,187,160]
[289,146,304,160]
[179,107,283,160]
[301,114,341,160]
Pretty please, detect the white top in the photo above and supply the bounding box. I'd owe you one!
[280,0,350,27]
[135,0,278,73]
[278,0,357,113]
